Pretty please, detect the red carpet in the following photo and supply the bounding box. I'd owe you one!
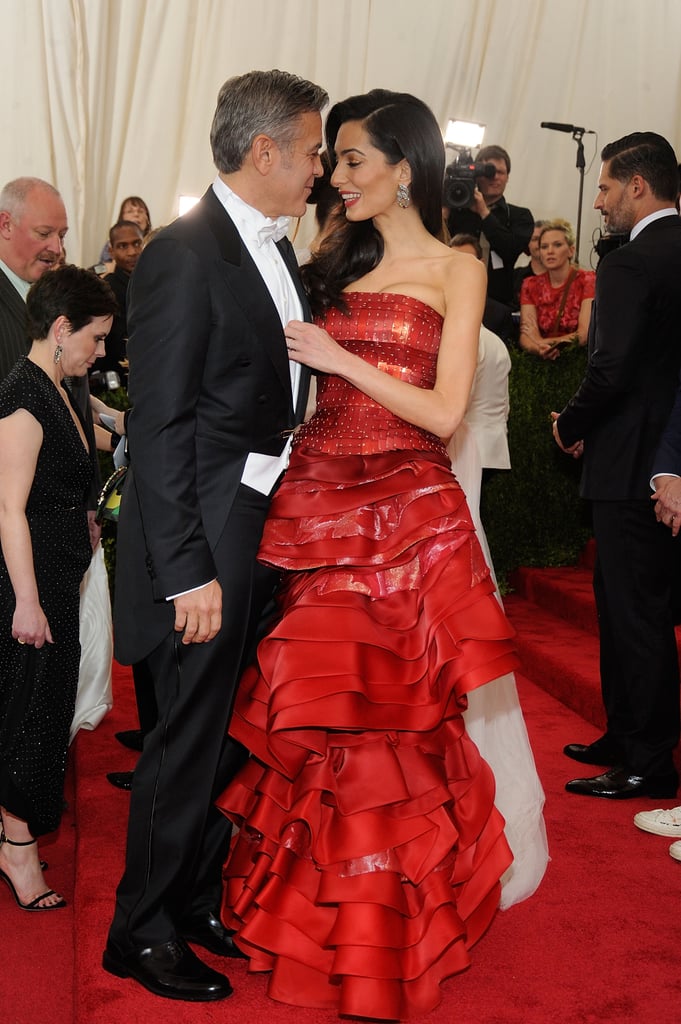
[4,598,681,1022]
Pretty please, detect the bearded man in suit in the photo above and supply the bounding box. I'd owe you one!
[553,132,681,801]
[104,70,327,1002]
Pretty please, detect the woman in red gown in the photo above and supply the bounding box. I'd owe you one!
[217,92,527,1020]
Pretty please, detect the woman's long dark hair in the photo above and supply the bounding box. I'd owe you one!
[301,91,446,316]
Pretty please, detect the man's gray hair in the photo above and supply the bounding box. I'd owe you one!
[0,177,61,218]
[210,69,327,174]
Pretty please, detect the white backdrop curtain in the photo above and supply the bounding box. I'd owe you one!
[2,0,680,266]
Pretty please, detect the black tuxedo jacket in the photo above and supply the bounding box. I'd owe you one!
[114,188,311,664]
[0,267,31,379]
[558,214,681,500]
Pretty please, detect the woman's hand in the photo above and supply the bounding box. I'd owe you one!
[540,340,561,361]
[284,321,352,377]
[520,327,559,360]
[87,509,101,552]
[12,600,53,648]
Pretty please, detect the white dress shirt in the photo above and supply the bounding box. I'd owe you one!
[211,175,303,496]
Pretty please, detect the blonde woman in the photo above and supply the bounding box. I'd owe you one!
[519,218,595,359]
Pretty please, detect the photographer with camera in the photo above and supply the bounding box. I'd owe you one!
[446,145,533,308]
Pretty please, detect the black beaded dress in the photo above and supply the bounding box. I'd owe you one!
[0,357,92,836]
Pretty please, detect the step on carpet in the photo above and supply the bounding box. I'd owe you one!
[506,562,681,736]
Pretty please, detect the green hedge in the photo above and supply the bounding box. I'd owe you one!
[480,345,592,586]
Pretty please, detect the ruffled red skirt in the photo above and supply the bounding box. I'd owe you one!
[217,448,520,1020]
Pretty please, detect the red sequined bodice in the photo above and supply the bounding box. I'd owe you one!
[294,292,448,458]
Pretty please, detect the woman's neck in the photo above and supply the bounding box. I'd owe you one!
[27,342,63,388]
[548,262,573,287]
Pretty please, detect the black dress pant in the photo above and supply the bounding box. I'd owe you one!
[108,485,277,953]
[592,499,680,778]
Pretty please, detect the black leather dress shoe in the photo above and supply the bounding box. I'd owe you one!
[106,771,134,791]
[566,766,679,800]
[102,938,233,1001]
[115,729,144,752]
[182,911,248,959]
[563,736,623,766]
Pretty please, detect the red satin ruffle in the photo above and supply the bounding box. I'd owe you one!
[217,449,519,1019]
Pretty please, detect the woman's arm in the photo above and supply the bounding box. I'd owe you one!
[90,394,126,435]
[519,302,561,359]
[0,410,53,647]
[573,296,594,345]
[284,256,485,440]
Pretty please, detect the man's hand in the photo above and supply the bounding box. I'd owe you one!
[652,475,681,536]
[551,411,584,458]
[470,186,490,219]
[173,579,222,644]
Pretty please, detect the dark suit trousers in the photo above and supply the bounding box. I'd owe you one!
[108,485,278,953]
[592,499,680,777]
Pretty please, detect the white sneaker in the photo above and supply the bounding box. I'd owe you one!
[669,841,681,861]
[634,806,681,837]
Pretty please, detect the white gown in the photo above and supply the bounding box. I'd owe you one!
[70,544,114,743]
[449,419,549,909]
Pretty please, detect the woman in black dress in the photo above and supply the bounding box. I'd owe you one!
[0,266,116,910]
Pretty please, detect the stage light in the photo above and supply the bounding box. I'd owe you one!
[444,120,486,149]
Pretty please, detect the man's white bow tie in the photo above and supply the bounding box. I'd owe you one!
[257,217,290,246]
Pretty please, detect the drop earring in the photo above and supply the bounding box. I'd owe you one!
[54,344,63,365]
[396,182,411,209]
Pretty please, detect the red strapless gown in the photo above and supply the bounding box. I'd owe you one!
[217,293,520,1020]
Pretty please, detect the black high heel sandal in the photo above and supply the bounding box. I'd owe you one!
[0,829,66,911]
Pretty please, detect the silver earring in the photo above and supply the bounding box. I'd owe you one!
[396,182,411,209]
[54,344,63,365]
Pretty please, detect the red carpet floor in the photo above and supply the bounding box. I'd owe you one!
[5,639,681,1022]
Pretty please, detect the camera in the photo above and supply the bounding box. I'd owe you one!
[593,230,628,262]
[443,150,497,210]
[89,369,121,392]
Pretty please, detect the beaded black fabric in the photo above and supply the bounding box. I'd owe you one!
[0,356,92,835]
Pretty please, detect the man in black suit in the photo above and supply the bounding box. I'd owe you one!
[103,70,327,1002]
[553,132,681,800]
[91,219,143,389]
[0,177,102,514]
[0,178,68,377]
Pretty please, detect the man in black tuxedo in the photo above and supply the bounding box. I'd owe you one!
[103,70,327,1002]
[553,132,681,800]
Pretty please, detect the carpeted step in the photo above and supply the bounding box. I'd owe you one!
[509,565,598,636]
[504,592,605,731]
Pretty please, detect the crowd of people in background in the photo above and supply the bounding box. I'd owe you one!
[0,67,680,1023]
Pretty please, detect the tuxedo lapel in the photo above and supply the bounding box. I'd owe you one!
[278,236,311,319]
[199,189,293,407]
[277,235,312,422]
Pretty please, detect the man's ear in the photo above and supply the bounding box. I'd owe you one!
[251,134,277,176]
[630,173,646,197]
[0,210,13,239]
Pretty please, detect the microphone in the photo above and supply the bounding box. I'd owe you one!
[541,121,594,134]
